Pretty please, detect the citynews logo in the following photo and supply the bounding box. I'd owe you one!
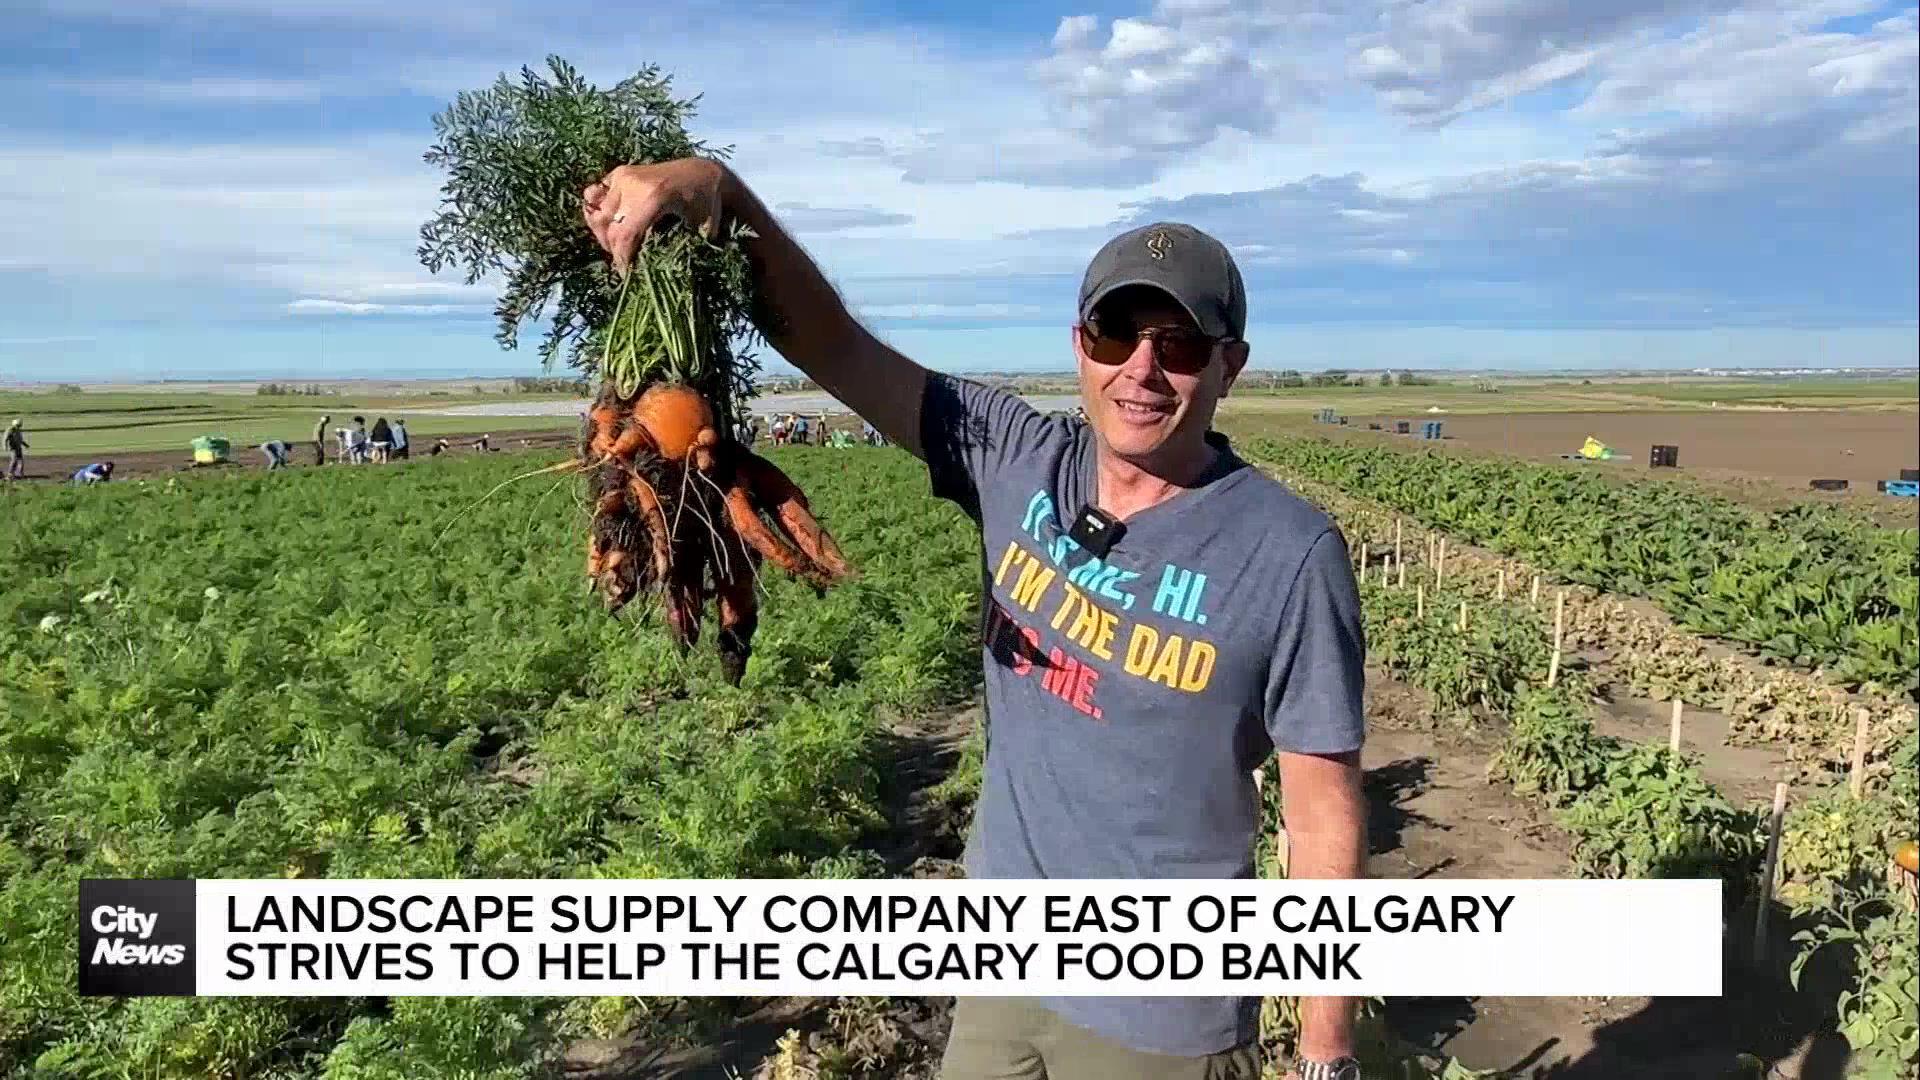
[90,906,185,965]
[79,879,196,996]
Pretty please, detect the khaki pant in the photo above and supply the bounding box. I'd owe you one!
[939,998,1262,1080]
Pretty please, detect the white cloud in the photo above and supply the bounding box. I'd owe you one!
[1030,3,1327,160]
[42,76,349,104]
[774,203,914,233]
[285,299,488,315]
[1577,4,1917,127]
[857,303,1054,319]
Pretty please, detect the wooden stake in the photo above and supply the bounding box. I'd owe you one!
[1274,827,1291,881]
[1530,574,1541,604]
[1497,568,1506,601]
[1850,708,1872,799]
[1753,782,1789,965]
[1669,699,1684,753]
[1394,518,1403,565]
[1437,537,1448,586]
[1361,542,1370,572]
[1397,558,1407,589]
[1547,590,1566,687]
[1417,583,1426,619]
[1458,599,1469,633]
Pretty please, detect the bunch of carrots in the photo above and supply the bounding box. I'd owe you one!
[577,213,854,684]
[419,58,853,684]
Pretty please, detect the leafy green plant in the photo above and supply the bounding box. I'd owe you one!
[1558,744,1763,888]
[1247,436,1919,690]
[1778,791,1906,914]
[1487,687,1619,805]
[1791,886,1919,1077]
[417,55,761,412]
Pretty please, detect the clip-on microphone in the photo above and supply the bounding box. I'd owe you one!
[1068,504,1126,559]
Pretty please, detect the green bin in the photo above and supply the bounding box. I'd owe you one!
[191,436,231,464]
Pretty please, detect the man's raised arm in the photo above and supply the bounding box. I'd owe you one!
[582,158,930,456]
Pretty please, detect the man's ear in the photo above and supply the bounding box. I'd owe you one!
[1220,340,1250,394]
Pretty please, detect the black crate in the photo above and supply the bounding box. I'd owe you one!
[1650,444,1679,468]
[1395,421,1411,435]
[1902,468,1919,482]
[1810,478,1849,492]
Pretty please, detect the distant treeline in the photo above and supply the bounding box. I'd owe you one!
[256,383,333,396]
[1241,370,1438,388]
[755,371,1438,394]
[504,376,592,394]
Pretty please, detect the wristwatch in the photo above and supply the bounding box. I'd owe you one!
[1295,1056,1362,1080]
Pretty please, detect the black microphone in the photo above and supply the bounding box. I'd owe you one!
[1068,504,1126,558]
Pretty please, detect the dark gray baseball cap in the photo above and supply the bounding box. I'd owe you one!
[1077,221,1247,340]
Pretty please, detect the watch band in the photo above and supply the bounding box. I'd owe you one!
[1296,1056,1362,1080]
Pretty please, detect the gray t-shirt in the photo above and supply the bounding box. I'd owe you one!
[921,374,1367,1057]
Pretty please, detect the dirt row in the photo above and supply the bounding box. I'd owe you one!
[1223,408,1920,525]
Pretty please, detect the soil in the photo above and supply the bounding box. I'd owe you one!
[1239,408,1920,523]
[1586,692,1792,807]
[1,427,580,485]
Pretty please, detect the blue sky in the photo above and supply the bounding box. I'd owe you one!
[2,0,1916,380]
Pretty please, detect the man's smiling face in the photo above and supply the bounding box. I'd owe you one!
[1074,284,1248,466]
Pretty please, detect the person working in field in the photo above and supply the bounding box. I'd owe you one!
[391,419,410,460]
[583,161,1367,1080]
[6,419,26,480]
[313,414,331,465]
[370,417,395,464]
[258,440,292,471]
[71,461,113,485]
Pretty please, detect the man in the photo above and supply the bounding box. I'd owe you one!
[71,461,113,485]
[391,419,410,460]
[258,440,291,471]
[313,413,331,465]
[583,159,1367,1080]
[5,418,26,480]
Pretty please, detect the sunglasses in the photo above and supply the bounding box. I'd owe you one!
[1077,318,1231,376]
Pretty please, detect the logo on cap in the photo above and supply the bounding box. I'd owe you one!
[1145,228,1173,261]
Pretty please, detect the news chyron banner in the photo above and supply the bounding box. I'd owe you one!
[81,878,1722,998]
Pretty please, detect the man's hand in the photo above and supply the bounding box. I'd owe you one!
[578,157,932,456]
[582,158,730,274]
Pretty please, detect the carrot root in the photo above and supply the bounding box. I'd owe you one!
[626,474,673,587]
[724,481,826,585]
[739,452,852,581]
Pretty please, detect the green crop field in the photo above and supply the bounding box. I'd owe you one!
[2,416,1914,1078]
[0,446,981,1077]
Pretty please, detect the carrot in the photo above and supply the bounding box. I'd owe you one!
[714,575,758,686]
[723,479,825,585]
[587,404,623,459]
[585,489,625,579]
[632,383,715,462]
[608,421,658,463]
[626,474,673,587]
[739,453,851,581]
